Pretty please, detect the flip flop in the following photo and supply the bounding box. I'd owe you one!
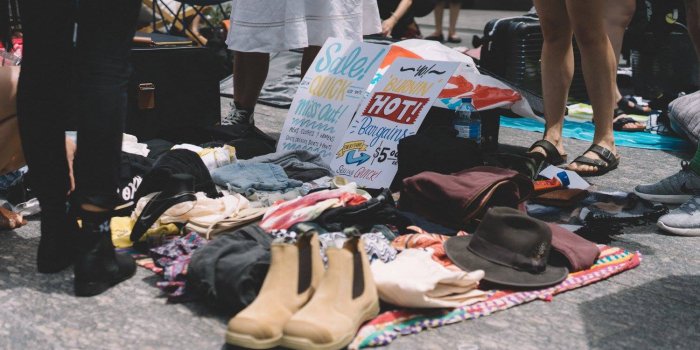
[613,113,646,132]
[447,35,462,43]
[425,33,444,43]
[617,97,651,116]
[569,144,620,177]
[526,139,568,166]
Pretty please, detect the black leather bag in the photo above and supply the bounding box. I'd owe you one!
[391,122,484,191]
[126,46,226,140]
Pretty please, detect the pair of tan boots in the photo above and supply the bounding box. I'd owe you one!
[226,232,380,350]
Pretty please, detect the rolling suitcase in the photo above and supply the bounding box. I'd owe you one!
[479,15,588,102]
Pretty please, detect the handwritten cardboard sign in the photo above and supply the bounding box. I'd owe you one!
[276,38,388,165]
[330,57,459,188]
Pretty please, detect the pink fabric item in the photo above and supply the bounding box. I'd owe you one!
[547,223,599,272]
[260,189,367,231]
[392,227,468,267]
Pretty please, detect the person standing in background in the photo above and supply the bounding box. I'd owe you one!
[528,0,620,176]
[377,0,423,39]
[425,0,462,43]
[17,0,141,296]
[604,0,648,131]
[222,0,381,126]
[634,0,700,236]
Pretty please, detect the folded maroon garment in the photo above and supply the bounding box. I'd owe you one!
[547,223,600,272]
[400,166,533,229]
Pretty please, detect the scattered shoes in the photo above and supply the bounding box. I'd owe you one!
[424,33,461,44]
[226,232,380,350]
[634,161,700,204]
[226,231,324,349]
[424,33,445,43]
[73,215,136,297]
[281,235,380,350]
[657,196,700,236]
[222,101,255,126]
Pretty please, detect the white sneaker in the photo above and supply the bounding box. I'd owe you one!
[657,196,700,236]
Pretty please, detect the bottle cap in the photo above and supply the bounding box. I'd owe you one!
[555,171,570,187]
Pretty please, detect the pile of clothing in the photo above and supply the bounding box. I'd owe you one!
[96,125,628,350]
[0,124,649,350]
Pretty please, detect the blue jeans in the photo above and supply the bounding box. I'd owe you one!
[211,163,303,196]
[17,0,141,208]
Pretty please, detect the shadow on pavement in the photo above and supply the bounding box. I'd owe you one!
[581,275,700,349]
[0,223,74,296]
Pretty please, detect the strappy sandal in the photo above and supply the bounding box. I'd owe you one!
[569,144,620,177]
[613,109,646,132]
[424,33,445,43]
[526,139,568,166]
[617,97,651,116]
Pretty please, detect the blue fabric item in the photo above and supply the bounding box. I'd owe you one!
[211,163,303,196]
[499,116,692,152]
[0,167,27,193]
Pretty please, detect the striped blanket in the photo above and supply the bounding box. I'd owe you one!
[350,245,640,349]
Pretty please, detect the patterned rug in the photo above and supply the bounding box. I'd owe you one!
[350,245,641,349]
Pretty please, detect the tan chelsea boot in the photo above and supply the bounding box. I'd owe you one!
[281,235,380,350]
[225,232,324,348]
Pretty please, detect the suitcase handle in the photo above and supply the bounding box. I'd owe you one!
[138,83,155,110]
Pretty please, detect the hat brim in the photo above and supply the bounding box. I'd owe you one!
[445,236,569,289]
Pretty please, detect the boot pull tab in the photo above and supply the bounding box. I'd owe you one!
[342,228,366,299]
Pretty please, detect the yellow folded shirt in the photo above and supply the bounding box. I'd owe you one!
[110,216,180,248]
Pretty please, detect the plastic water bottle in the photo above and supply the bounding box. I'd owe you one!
[454,97,481,144]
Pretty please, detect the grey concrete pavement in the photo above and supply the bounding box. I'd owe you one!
[2,8,700,350]
[3,107,698,349]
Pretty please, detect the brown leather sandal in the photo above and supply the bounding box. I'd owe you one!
[569,144,620,177]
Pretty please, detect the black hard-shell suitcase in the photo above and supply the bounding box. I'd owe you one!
[479,15,588,102]
[126,46,226,141]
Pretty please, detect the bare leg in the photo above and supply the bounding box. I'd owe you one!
[233,51,270,111]
[605,0,635,101]
[301,46,321,78]
[531,0,574,158]
[605,0,648,127]
[566,0,619,173]
[428,1,445,38]
[448,0,461,39]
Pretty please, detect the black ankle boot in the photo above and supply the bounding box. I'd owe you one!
[73,214,136,297]
[37,203,80,274]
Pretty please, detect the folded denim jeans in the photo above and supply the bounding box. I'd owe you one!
[211,163,303,196]
[240,150,332,182]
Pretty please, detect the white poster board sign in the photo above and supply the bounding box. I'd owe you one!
[330,57,459,188]
[276,38,388,164]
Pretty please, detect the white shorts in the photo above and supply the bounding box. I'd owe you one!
[226,0,382,53]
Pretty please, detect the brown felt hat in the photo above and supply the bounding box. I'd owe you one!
[445,207,569,289]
